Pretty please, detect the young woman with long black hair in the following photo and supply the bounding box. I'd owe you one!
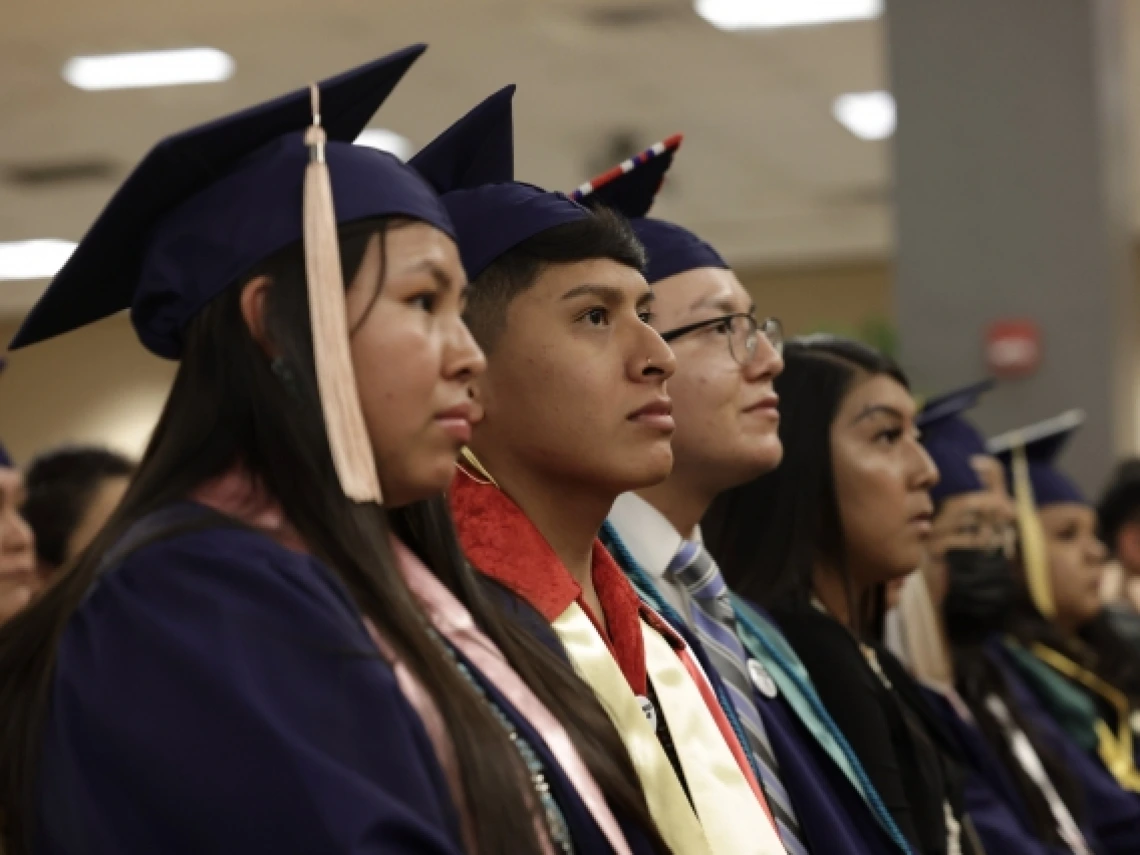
[0,50,667,855]
[703,336,978,855]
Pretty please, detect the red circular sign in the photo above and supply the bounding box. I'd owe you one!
[985,319,1041,378]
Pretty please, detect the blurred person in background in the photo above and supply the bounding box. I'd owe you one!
[1095,458,1140,651]
[416,88,780,855]
[892,383,1119,855]
[0,50,670,855]
[581,137,909,855]
[704,335,981,855]
[21,446,135,577]
[991,414,1140,803]
[0,441,37,625]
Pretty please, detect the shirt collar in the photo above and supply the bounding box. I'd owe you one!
[608,491,701,580]
[449,468,650,693]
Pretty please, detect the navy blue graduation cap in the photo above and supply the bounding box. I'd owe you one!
[410,85,589,282]
[11,44,451,359]
[11,46,452,504]
[988,410,1087,506]
[918,379,995,504]
[570,135,727,284]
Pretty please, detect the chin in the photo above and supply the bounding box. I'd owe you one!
[381,459,457,509]
[738,439,784,479]
[607,446,674,492]
[885,554,924,580]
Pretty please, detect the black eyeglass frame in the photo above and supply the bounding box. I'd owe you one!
[658,313,783,365]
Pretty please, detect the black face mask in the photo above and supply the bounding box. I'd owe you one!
[942,548,1018,644]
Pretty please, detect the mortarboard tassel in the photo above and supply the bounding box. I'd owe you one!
[1012,443,1054,617]
[303,84,383,504]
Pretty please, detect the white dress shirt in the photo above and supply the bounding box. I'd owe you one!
[607,492,694,621]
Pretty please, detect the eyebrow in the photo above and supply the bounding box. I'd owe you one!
[849,404,908,426]
[561,283,655,307]
[406,258,455,292]
[688,294,754,315]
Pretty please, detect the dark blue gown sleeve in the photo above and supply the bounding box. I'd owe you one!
[36,526,466,855]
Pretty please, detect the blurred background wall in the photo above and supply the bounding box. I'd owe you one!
[4,0,1140,491]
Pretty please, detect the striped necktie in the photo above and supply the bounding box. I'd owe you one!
[667,540,809,855]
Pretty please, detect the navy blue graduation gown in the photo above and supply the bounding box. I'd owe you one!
[992,646,1140,855]
[922,687,1100,855]
[35,510,646,855]
[752,671,900,854]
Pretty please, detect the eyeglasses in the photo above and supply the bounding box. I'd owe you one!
[659,313,783,366]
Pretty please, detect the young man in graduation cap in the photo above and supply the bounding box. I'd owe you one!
[571,137,910,855]
[411,89,784,855]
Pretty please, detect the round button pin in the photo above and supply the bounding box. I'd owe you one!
[749,659,778,699]
[637,695,658,731]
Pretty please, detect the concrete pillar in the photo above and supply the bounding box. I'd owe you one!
[887,0,1138,493]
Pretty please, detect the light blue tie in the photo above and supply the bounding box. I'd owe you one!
[667,540,809,855]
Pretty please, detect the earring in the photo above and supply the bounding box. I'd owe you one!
[271,356,298,392]
[457,446,499,489]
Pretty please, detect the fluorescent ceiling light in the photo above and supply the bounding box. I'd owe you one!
[695,0,882,30]
[63,48,234,91]
[0,240,77,281]
[355,128,413,161]
[833,90,896,140]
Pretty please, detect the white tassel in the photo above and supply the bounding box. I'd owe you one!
[303,84,383,504]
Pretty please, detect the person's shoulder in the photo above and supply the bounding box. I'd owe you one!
[82,504,364,638]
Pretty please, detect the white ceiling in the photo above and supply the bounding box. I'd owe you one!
[3,0,1140,316]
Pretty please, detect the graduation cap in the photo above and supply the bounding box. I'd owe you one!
[987,409,1087,618]
[13,44,448,359]
[410,85,588,282]
[11,46,452,504]
[570,135,727,284]
[988,409,1087,507]
[917,379,995,504]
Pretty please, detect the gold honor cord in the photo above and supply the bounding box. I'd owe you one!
[552,603,714,855]
[553,603,786,855]
[1031,643,1140,792]
[641,622,786,855]
[1012,444,1054,618]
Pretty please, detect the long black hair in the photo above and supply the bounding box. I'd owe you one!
[703,335,908,633]
[0,218,667,855]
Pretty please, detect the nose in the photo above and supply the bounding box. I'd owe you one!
[911,441,940,492]
[0,509,34,564]
[447,315,487,382]
[1088,533,1109,565]
[744,333,784,382]
[633,323,677,383]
